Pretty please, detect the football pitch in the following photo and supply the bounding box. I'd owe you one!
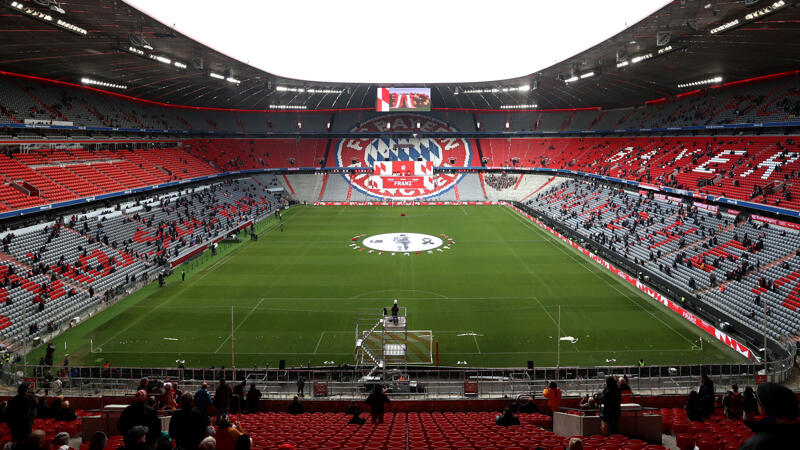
[32,205,744,369]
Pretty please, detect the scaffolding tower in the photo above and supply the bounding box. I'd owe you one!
[354,307,408,380]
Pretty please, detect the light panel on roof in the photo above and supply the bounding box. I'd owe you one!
[126,0,669,84]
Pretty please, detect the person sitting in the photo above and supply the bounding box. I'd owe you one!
[740,382,800,449]
[88,432,108,450]
[495,407,520,427]
[52,432,71,450]
[345,401,365,425]
[579,394,599,412]
[287,396,304,415]
[214,415,248,450]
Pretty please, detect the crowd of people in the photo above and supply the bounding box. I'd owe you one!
[484,173,519,190]
[0,372,797,450]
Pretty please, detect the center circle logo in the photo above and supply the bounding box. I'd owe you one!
[336,114,472,200]
[362,233,443,252]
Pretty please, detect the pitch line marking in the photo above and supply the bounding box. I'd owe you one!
[313,331,326,354]
[503,206,699,349]
[214,297,266,353]
[472,334,482,354]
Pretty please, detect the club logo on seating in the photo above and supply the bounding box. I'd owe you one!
[349,233,456,255]
[336,115,472,199]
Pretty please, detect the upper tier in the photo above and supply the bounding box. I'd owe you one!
[0,72,799,134]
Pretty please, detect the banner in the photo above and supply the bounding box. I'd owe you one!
[751,214,800,231]
[694,201,719,213]
[372,176,433,190]
[373,161,434,176]
[24,119,73,126]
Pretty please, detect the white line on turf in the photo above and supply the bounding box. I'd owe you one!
[472,334,482,354]
[313,331,326,354]
[214,298,266,353]
[503,206,699,349]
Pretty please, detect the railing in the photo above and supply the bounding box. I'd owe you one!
[3,353,794,400]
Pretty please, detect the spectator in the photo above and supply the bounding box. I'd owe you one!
[287,396,304,415]
[579,394,598,411]
[599,376,621,435]
[215,415,248,450]
[244,384,261,414]
[7,382,37,442]
[23,430,47,450]
[542,381,563,414]
[365,385,390,424]
[194,382,213,418]
[567,437,584,450]
[685,390,703,422]
[234,435,251,450]
[198,437,216,450]
[50,397,77,422]
[296,377,305,398]
[52,432,70,450]
[121,425,150,450]
[169,393,207,450]
[231,381,245,414]
[214,379,232,416]
[495,407,520,427]
[346,401,365,425]
[698,373,715,418]
[88,432,108,450]
[160,383,177,410]
[118,390,161,446]
[740,382,800,449]
[722,384,744,420]
[743,386,759,421]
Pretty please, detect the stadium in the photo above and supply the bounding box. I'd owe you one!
[0,0,799,448]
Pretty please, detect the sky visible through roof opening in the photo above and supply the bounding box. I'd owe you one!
[126,0,670,84]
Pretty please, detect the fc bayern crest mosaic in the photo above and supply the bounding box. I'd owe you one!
[335,115,472,199]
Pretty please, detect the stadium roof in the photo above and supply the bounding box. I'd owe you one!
[0,0,798,111]
[124,0,669,85]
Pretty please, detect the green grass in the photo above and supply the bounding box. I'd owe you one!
[32,205,744,369]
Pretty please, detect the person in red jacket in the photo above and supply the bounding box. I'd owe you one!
[542,381,563,415]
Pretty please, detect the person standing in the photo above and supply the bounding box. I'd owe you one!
[722,384,744,420]
[391,299,399,325]
[117,390,161,446]
[698,373,715,418]
[244,383,261,413]
[297,376,305,398]
[365,385,390,424]
[599,376,621,435]
[743,386,759,421]
[6,382,36,442]
[182,270,185,281]
[169,393,207,450]
[542,382,563,415]
[194,382,213,419]
[215,379,232,416]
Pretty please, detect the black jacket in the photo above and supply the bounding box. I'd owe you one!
[740,419,800,450]
[117,401,161,444]
[6,392,36,441]
[600,385,621,420]
[169,407,208,450]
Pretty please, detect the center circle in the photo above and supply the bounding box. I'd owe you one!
[362,233,443,252]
